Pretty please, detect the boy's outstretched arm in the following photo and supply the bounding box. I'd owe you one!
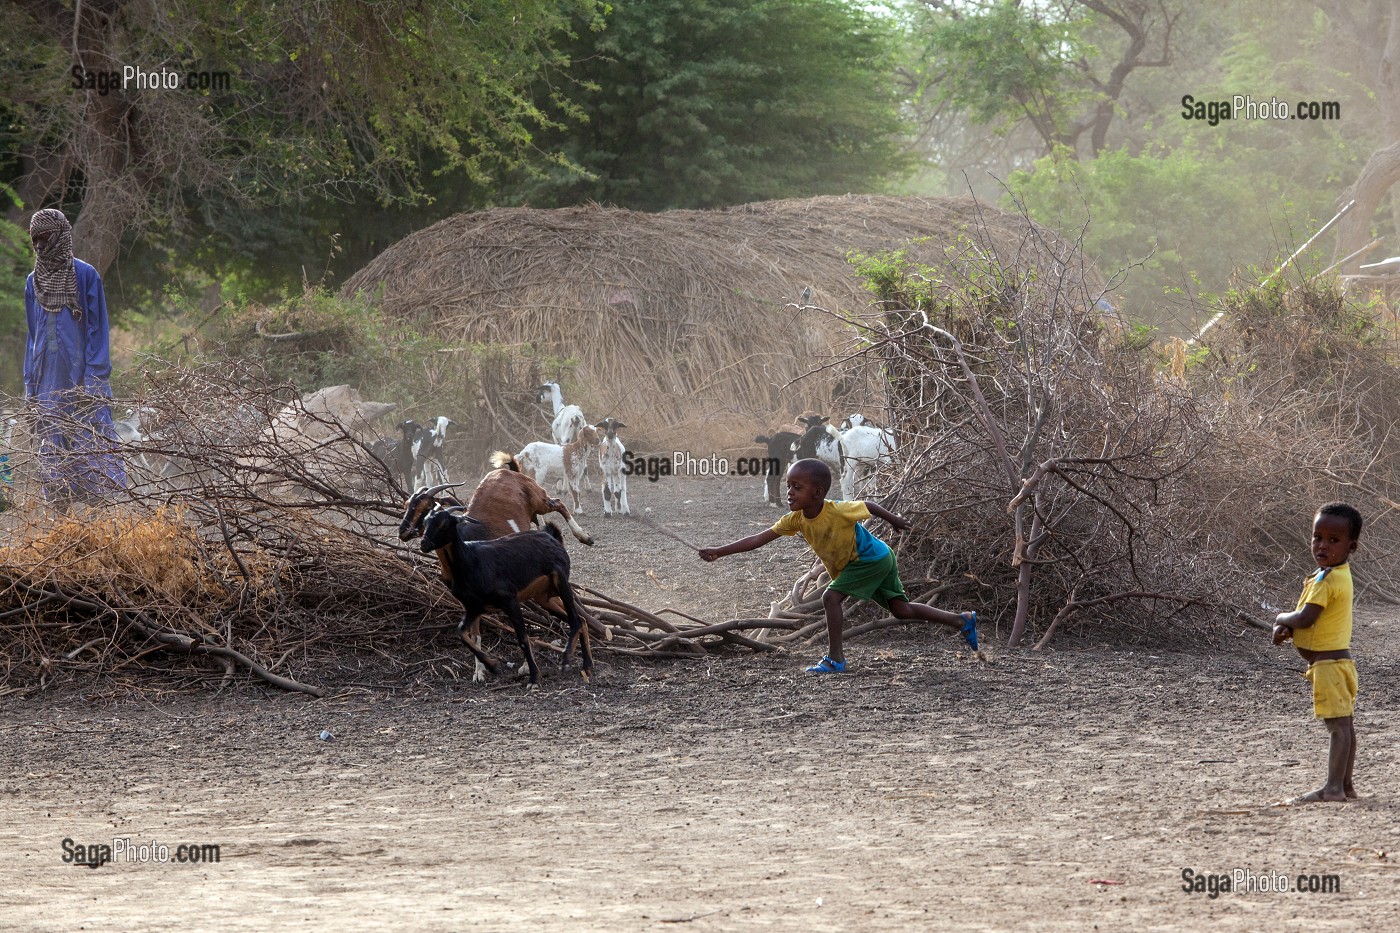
[699,529,780,562]
[865,501,910,532]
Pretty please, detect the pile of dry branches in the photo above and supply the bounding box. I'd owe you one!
[812,212,1400,647]
[0,361,851,696]
[1186,277,1400,605]
[818,216,1263,647]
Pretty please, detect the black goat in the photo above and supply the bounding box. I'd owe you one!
[370,419,430,493]
[419,505,592,687]
[791,415,845,483]
[753,430,799,507]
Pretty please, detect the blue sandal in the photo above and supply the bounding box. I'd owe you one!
[960,611,979,651]
[806,655,847,674]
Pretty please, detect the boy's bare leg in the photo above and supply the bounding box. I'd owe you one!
[888,598,968,629]
[1292,716,1352,803]
[822,589,847,664]
[1343,720,1358,798]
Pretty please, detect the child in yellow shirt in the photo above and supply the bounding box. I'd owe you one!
[1271,502,1363,803]
[699,458,977,672]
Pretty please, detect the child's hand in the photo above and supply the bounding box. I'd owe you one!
[1271,623,1293,646]
[886,515,911,533]
[698,548,721,562]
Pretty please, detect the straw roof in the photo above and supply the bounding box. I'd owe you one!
[341,195,1093,451]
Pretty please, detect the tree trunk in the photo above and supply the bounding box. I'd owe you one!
[70,86,144,277]
[1334,0,1400,270]
[1333,142,1400,271]
[11,0,141,277]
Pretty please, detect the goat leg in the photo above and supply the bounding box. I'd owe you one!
[558,579,592,682]
[505,601,541,687]
[467,614,489,683]
[544,496,594,546]
[457,613,498,681]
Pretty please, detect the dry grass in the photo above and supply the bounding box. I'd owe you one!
[341,195,1099,451]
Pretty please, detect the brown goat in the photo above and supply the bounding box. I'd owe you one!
[398,453,594,682]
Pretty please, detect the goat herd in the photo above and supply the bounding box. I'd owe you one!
[754,413,897,507]
[368,382,628,521]
[4,382,899,689]
[382,383,900,689]
[383,382,629,688]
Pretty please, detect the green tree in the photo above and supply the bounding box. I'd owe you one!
[1004,0,1374,327]
[902,0,1181,164]
[506,0,912,209]
[1,0,601,276]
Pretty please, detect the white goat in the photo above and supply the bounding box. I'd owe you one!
[516,424,599,512]
[414,415,455,488]
[790,414,844,486]
[596,417,629,516]
[538,382,587,445]
[839,421,896,499]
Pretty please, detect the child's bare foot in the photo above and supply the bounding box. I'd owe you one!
[1344,784,1358,799]
[1285,786,1348,805]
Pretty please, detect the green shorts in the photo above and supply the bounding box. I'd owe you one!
[828,551,907,610]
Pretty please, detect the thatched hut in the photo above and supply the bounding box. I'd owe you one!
[342,195,1094,451]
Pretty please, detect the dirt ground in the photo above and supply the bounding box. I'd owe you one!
[2,474,1398,931]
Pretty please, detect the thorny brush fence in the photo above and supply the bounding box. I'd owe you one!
[829,230,1246,648]
[821,226,1400,648]
[0,360,889,696]
[1182,275,1400,607]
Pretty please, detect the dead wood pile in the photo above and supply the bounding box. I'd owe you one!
[811,215,1400,648]
[340,195,1099,452]
[0,361,874,696]
[1186,278,1400,605]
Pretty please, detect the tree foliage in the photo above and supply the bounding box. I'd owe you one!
[902,0,1180,164]
[505,0,912,209]
[1,0,602,275]
[908,0,1381,328]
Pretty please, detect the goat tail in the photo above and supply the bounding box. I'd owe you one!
[490,450,522,472]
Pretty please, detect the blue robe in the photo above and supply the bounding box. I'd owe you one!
[23,258,127,500]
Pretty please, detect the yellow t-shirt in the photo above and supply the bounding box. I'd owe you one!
[1292,563,1353,652]
[771,500,890,580]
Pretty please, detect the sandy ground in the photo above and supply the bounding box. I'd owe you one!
[2,474,1398,931]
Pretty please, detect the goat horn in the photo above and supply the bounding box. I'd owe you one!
[422,481,464,497]
[442,505,468,514]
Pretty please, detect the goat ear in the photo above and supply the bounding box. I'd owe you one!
[614,421,627,429]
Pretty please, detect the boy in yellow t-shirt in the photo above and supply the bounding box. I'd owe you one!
[699,459,978,673]
[1271,502,1363,804]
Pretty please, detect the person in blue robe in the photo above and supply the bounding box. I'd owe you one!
[22,209,126,503]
